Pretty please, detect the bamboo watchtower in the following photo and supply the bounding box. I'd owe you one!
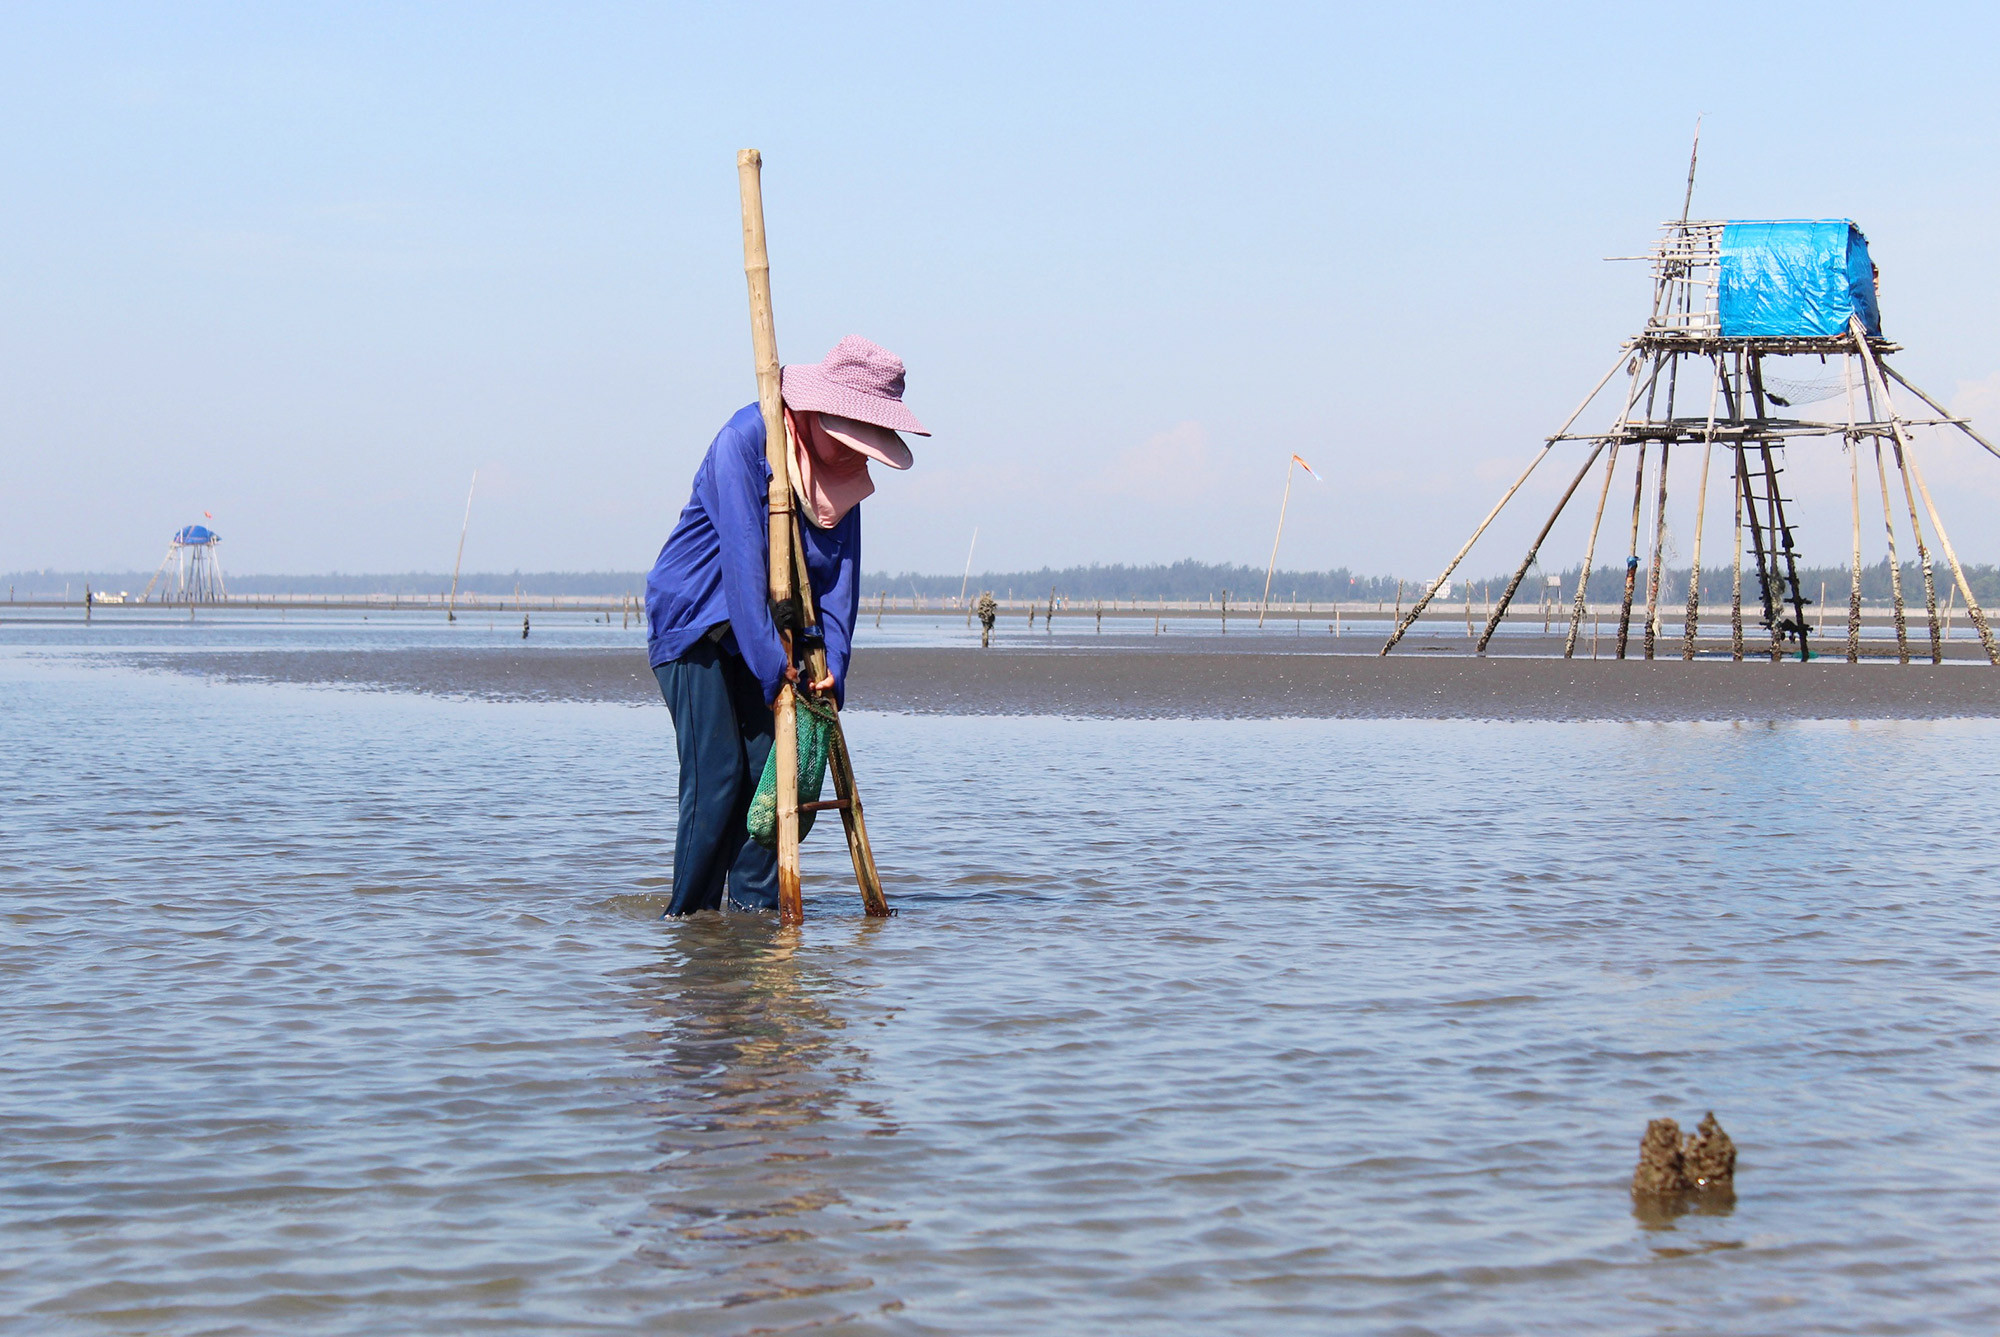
[142,524,227,604]
[1382,210,2000,666]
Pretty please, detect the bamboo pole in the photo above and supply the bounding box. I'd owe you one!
[738,149,803,922]
[1383,348,1633,654]
[1730,452,1744,661]
[1849,320,1947,664]
[1846,443,1863,662]
[1895,441,1944,663]
[826,720,890,917]
[1563,442,1621,658]
[1642,441,1671,659]
[448,471,476,623]
[1615,443,1647,659]
[1874,442,1910,663]
[1900,446,1999,664]
[785,466,890,917]
[1681,359,1723,659]
[1854,349,1934,662]
[959,527,978,626]
[1477,441,1606,653]
[1259,456,1297,628]
[1878,362,2000,462]
[1682,444,1712,659]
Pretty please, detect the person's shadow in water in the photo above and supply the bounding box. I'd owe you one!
[622,914,907,1327]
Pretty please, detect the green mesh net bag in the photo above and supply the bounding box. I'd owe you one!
[747,693,835,850]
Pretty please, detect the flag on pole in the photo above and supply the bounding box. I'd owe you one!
[1292,454,1322,481]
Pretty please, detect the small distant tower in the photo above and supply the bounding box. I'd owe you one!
[143,524,226,602]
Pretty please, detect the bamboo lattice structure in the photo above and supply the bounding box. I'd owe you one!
[1382,211,1999,666]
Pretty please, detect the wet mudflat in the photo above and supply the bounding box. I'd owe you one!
[110,641,2000,720]
[6,625,2000,1333]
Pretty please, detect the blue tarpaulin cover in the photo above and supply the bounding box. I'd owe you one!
[1718,220,1881,338]
[174,525,218,545]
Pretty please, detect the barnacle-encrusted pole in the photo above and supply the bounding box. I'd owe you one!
[1853,321,1976,664]
[1682,443,1713,659]
[1643,442,1672,659]
[1893,444,1944,663]
[1616,444,1647,659]
[1901,446,1999,665]
[1730,453,1745,662]
[1873,443,1910,663]
[1680,359,1723,660]
[1847,442,1864,662]
[1564,443,1621,659]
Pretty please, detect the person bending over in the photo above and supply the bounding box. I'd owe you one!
[644,335,928,915]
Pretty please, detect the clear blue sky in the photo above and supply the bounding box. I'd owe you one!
[4,1,1998,577]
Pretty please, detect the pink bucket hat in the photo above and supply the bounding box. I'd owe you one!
[780,335,930,437]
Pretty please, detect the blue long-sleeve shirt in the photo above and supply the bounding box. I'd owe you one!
[645,403,861,706]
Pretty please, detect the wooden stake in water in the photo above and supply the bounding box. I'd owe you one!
[960,527,978,627]
[448,471,476,624]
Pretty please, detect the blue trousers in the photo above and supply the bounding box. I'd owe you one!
[654,641,779,914]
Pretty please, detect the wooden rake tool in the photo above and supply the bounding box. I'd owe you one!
[737,149,891,924]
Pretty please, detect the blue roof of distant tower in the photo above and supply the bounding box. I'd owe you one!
[1718,220,1881,339]
[174,525,219,545]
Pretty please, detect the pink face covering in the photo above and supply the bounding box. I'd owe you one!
[786,408,876,528]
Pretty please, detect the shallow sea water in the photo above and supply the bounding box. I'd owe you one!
[5,636,2000,1334]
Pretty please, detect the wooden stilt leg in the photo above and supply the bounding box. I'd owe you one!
[1643,442,1672,659]
[1893,443,1945,664]
[1848,323,1941,664]
[1680,359,1723,661]
[1900,447,2000,665]
[1565,442,1621,659]
[1682,443,1712,660]
[1381,445,1555,655]
[1848,444,1864,662]
[1477,443,1606,653]
[1616,444,1647,659]
[1384,349,1637,656]
[1874,442,1910,664]
[1730,452,1745,662]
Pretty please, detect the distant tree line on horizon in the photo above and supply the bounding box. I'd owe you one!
[10,557,2000,608]
[870,558,2000,609]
